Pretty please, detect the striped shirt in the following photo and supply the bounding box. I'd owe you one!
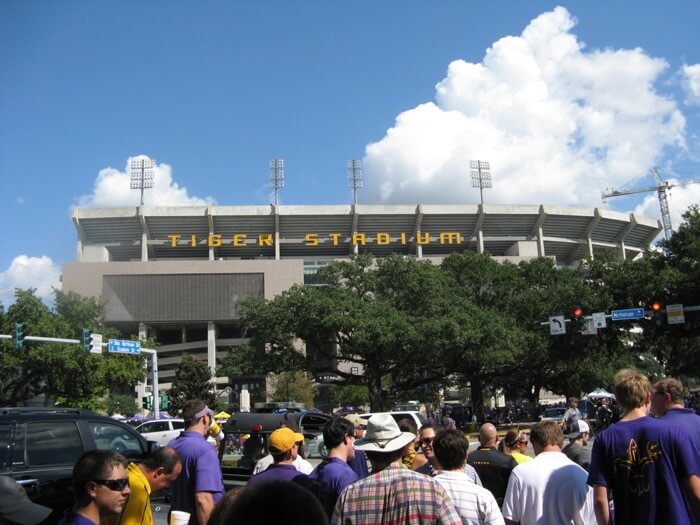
[434,470,505,525]
[331,463,462,525]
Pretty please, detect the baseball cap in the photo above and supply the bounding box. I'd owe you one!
[0,476,52,525]
[268,427,304,454]
[565,420,590,440]
[344,414,366,428]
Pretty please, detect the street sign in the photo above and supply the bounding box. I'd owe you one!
[592,312,607,329]
[549,315,566,335]
[89,333,103,354]
[666,304,685,325]
[582,318,597,335]
[108,339,141,354]
[611,308,645,321]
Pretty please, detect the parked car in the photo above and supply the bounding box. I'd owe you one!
[359,411,428,429]
[539,407,567,422]
[219,411,331,487]
[0,407,157,523]
[134,418,186,446]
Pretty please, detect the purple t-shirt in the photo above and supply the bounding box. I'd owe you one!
[347,449,369,478]
[588,416,700,525]
[247,463,309,487]
[57,512,96,525]
[310,457,359,499]
[168,431,224,525]
[662,408,700,443]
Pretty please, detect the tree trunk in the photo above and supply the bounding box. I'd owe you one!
[367,358,385,411]
[470,375,485,423]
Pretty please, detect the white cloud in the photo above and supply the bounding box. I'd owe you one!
[681,64,700,106]
[0,255,61,307]
[76,155,216,207]
[15,197,25,205]
[363,7,685,210]
[633,181,700,233]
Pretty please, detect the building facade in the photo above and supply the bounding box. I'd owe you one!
[62,203,661,406]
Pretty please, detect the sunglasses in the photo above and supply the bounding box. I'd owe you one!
[420,437,434,444]
[92,478,129,491]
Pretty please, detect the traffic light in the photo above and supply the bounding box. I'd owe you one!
[159,393,170,410]
[142,396,153,410]
[650,301,664,326]
[82,329,91,352]
[571,307,585,333]
[15,323,25,349]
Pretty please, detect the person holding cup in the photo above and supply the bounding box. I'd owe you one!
[168,400,224,525]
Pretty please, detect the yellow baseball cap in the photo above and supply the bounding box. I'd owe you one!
[269,427,304,453]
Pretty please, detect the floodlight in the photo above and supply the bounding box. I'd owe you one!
[347,160,363,204]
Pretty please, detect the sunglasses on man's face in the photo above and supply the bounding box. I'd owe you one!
[421,437,434,445]
[92,478,129,491]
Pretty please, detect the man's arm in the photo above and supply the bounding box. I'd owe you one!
[685,475,700,520]
[195,491,215,525]
[593,485,610,525]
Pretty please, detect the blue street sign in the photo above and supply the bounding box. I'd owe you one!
[611,308,645,321]
[108,339,141,354]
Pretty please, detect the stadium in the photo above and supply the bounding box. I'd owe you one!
[61,203,661,406]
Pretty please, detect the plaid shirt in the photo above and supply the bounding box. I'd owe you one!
[331,463,462,525]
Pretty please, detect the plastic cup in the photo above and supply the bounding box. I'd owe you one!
[170,511,191,525]
[209,421,224,441]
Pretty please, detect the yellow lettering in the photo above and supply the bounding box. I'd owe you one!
[352,233,366,245]
[208,234,222,247]
[233,234,246,247]
[330,233,342,246]
[400,232,408,245]
[377,232,390,245]
[168,235,181,247]
[439,232,462,244]
[417,232,430,245]
[258,234,273,246]
[305,233,319,246]
[191,234,197,247]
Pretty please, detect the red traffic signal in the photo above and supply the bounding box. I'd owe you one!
[651,301,662,313]
[572,307,583,318]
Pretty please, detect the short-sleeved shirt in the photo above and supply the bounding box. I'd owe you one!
[168,431,224,525]
[247,463,309,487]
[307,457,359,517]
[331,463,462,525]
[467,447,517,506]
[588,416,700,525]
[347,449,369,478]
[562,442,592,472]
[502,451,594,525]
[434,470,504,525]
[57,512,97,525]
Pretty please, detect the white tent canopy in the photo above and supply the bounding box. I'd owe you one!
[584,388,615,399]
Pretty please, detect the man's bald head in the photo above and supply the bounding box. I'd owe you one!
[479,423,498,446]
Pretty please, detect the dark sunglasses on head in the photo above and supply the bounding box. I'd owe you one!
[92,478,129,491]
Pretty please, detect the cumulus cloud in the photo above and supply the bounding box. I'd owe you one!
[681,64,700,106]
[0,255,61,307]
[76,155,216,207]
[363,7,685,209]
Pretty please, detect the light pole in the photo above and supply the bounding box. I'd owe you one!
[470,160,492,205]
[130,157,156,206]
[270,159,285,206]
[347,160,363,205]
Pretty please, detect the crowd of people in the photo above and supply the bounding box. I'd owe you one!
[2,370,699,525]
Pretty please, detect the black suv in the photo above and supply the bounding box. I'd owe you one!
[0,407,157,523]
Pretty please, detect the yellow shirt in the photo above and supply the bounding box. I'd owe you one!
[112,463,152,525]
[510,451,533,465]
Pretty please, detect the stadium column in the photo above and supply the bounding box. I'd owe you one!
[207,321,216,378]
[535,205,546,257]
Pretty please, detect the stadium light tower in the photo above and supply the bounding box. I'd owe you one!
[347,160,363,205]
[130,157,156,206]
[269,159,285,206]
[470,160,492,205]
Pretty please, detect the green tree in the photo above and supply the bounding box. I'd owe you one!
[271,371,315,407]
[107,394,140,417]
[170,354,218,413]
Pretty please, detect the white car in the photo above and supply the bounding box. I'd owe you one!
[135,418,185,446]
[359,411,427,430]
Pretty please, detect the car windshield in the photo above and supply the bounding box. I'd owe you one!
[544,408,565,417]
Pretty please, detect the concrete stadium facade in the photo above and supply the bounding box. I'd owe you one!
[62,203,661,407]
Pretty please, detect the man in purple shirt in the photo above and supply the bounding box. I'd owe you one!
[168,400,224,525]
[588,369,700,525]
[247,427,309,487]
[306,417,359,517]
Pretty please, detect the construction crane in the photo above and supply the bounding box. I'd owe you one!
[601,167,700,241]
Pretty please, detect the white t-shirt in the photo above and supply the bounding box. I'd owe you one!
[501,451,595,525]
[252,454,314,475]
[434,470,505,525]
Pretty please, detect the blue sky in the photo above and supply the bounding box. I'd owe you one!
[2,1,700,306]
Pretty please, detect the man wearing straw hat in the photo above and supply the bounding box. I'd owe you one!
[331,413,462,525]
